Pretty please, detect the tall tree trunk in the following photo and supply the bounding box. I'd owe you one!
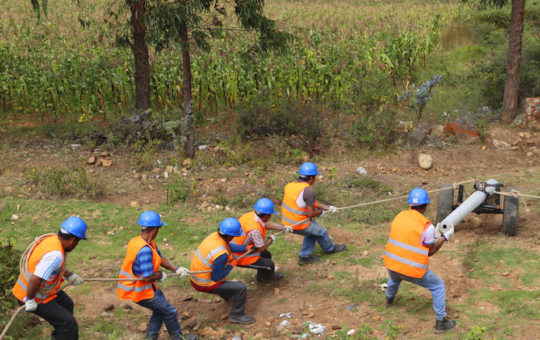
[501,0,526,124]
[181,25,195,158]
[129,0,151,112]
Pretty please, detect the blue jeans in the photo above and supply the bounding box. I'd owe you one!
[386,269,447,320]
[136,289,182,339]
[293,220,335,258]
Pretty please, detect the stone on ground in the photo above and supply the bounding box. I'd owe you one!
[418,154,433,170]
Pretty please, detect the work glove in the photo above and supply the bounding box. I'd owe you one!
[436,223,455,241]
[328,206,339,214]
[25,298,37,312]
[159,271,167,282]
[319,209,326,218]
[268,234,276,243]
[282,225,293,234]
[174,267,190,278]
[67,273,84,286]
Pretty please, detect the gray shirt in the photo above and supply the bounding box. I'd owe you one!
[296,180,316,206]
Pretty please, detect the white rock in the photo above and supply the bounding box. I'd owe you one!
[493,139,511,150]
[418,154,433,170]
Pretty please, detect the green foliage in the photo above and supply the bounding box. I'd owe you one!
[236,95,324,143]
[348,109,398,149]
[218,135,253,166]
[0,238,21,317]
[164,175,196,204]
[132,139,162,171]
[266,135,309,165]
[466,326,488,340]
[24,167,108,199]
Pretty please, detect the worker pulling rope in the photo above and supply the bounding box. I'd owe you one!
[18,233,67,295]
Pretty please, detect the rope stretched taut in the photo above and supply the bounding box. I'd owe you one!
[336,179,476,211]
[492,189,532,212]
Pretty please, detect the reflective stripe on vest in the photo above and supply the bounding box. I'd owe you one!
[282,182,318,231]
[118,236,162,303]
[232,212,267,266]
[384,209,431,279]
[190,232,233,287]
[387,238,429,256]
[384,251,429,269]
[12,235,66,305]
[282,202,308,216]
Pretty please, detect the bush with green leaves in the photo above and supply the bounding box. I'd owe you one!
[236,94,324,143]
[0,237,21,317]
[164,175,197,204]
[24,167,108,199]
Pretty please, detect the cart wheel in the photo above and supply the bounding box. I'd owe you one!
[502,187,519,236]
[436,183,454,225]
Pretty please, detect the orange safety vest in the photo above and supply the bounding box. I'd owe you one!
[118,236,162,302]
[232,212,267,266]
[190,232,233,287]
[281,181,319,230]
[12,235,65,304]
[384,209,431,278]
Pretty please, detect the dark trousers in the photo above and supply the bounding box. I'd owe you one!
[20,291,78,340]
[238,250,275,278]
[136,289,182,339]
[208,281,248,318]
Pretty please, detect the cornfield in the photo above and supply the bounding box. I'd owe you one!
[0,0,467,118]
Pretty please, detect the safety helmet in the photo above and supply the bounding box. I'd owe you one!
[299,162,321,176]
[407,188,430,205]
[137,211,167,228]
[253,198,278,215]
[219,218,245,237]
[61,216,88,240]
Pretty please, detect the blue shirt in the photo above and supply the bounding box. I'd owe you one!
[133,244,163,278]
[211,243,247,282]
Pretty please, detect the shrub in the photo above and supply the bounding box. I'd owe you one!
[0,237,21,318]
[133,139,162,171]
[24,167,108,199]
[348,109,398,149]
[164,175,197,204]
[236,94,324,143]
[217,135,254,166]
[266,135,308,164]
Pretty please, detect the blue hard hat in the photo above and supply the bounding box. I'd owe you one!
[61,217,88,240]
[219,218,244,237]
[254,198,278,215]
[138,211,167,228]
[299,162,321,176]
[407,188,430,205]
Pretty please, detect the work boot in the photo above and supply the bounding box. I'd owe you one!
[385,296,394,307]
[229,314,256,324]
[179,335,198,340]
[326,244,347,255]
[434,318,456,334]
[257,272,284,283]
[298,255,320,266]
[144,335,158,340]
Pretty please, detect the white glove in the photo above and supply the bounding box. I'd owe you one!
[268,234,276,243]
[67,273,84,286]
[174,267,189,278]
[159,271,167,282]
[319,209,326,218]
[25,298,37,312]
[437,223,455,241]
[282,225,293,234]
[328,206,339,214]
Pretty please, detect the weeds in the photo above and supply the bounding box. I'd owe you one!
[0,237,20,317]
[164,174,197,204]
[133,139,162,171]
[24,167,108,199]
